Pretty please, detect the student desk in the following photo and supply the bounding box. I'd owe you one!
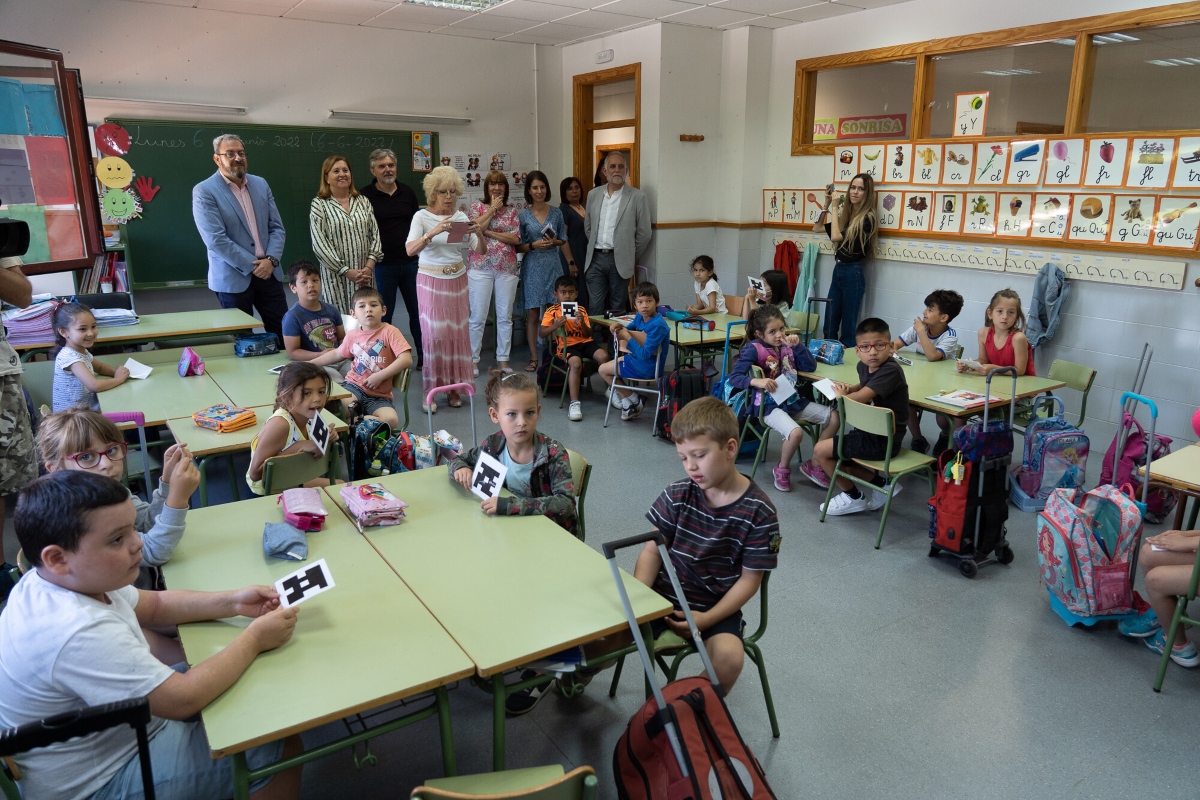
[1142,444,1200,530]
[202,353,351,408]
[15,308,260,360]
[96,365,230,427]
[593,311,747,371]
[161,495,475,800]
[322,469,673,771]
[166,407,347,506]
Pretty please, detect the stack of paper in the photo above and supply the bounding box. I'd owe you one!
[1,301,57,345]
[192,405,257,433]
[91,308,139,327]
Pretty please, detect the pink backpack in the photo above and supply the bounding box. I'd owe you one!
[1099,411,1175,523]
[278,487,328,532]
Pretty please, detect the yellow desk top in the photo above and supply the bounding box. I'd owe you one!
[1145,445,1200,492]
[161,495,475,757]
[165,406,347,457]
[13,309,259,351]
[202,354,350,408]
[593,312,746,348]
[98,371,231,427]
[324,470,673,677]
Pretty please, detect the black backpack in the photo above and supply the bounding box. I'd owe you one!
[348,417,391,480]
[654,368,706,439]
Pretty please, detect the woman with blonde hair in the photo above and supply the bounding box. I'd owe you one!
[309,155,382,314]
[406,166,486,412]
[813,172,878,347]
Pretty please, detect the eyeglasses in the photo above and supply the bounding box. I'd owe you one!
[66,443,127,470]
[436,189,458,196]
[218,150,246,160]
[855,342,891,353]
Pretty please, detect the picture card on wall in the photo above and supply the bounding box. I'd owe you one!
[1006,140,1045,186]
[1083,139,1128,187]
[1171,136,1200,189]
[1067,195,1113,243]
[996,193,1033,237]
[942,146,974,185]
[1125,138,1175,190]
[763,189,783,224]
[876,190,902,230]
[1152,197,1200,249]
[1108,195,1156,246]
[885,143,912,184]
[802,189,828,225]
[834,145,859,183]
[912,145,942,185]
[963,193,997,236]
[931,192,964,234]
[973,142,1008,185]
[782,189,805,224]
[1044,138,1085,186]
[857,143,885,182]
[953,91,988,138]
[1030,194,1071,241]
[901,192,932,231]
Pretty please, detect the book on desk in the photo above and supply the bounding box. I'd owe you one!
[925,389,1000,409]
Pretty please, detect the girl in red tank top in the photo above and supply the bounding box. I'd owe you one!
[957,288,1036,377]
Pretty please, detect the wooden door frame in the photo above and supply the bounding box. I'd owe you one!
[573,63,641,189]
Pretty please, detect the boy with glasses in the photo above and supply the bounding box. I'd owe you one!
[810,318,910,516]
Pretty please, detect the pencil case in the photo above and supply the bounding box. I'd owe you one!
[192,404,256,433]
[178,346,205,377]
[807,339,845,366]
[340,482,408,530]
[278,487,328,532]
[235,333,280,357]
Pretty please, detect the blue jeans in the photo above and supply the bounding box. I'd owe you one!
[823,260,865,347]
[375,259,423,366]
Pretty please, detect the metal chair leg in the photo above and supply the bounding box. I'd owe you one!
[1154,597,1188,692]
[608,655,625,697]
[746,640,780,738]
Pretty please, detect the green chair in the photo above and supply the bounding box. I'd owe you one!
[393,367,411,430]
[821,396,937,549]
[411,765,597,799]
[1153,542,1200,693]
[261,447,340,495]
[543,327,598,408]
[736,367,819,480]
[566,448,591,541]
[1013,359,1096,433]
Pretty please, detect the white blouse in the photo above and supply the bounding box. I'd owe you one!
[407,209,480,269]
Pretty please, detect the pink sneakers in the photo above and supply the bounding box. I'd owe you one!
[799,459,831,489]
[772,464,792,492]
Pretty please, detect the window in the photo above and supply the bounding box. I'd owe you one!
[811,60,915,143]
[1086,21,1200,132]
[927,41,1075,138]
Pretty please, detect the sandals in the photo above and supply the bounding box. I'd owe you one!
[524,359,538,373]
[446,392,463,409]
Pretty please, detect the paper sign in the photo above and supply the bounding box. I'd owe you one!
[1084,138,1128,187]
[801,190,825,225]
[931,193,964,234]
[912,145,942,185]
[1152,198,1200,249]
[974,143,1008,185]
[1108,195,1156,246]
[812,378,838,401]
[885,143,912,184]
[1171,137,1200,189]
[834,145,859,183]
[1007,140,1045,186]
[1045,138,1085,186]
[560,301,578,318]
[470,451,508,500]
[942,146,974,185]
[901,192,932,231]
[307,413,330,456]
[1126,138,1174,190]
[953,92,988,137]
[996,193,1033,237]
[877,191,902,230]
[1067,195,1113,243]
[763,189,783,224]
[488,153,509,172]
[123,358,152,380]
[1030,194,1071,241]
[784,190,804,224]
[768,374,797,406]
[275,558,335,608]
[963,193,997,236]
[858,143,884,182]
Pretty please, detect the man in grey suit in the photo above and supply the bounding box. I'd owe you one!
[192,134,287,343]
[583,151,651,315]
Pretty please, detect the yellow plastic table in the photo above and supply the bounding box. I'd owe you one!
[1142,445,1200,529]
[15,308,260,359]
[97,366,230,427]
[162,495,474,800]
[202,353,351,408]
[323,469,673,770]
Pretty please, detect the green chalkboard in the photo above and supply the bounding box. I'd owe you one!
[108,119,437,289]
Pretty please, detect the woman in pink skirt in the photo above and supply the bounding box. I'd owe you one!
[406,166,485,412]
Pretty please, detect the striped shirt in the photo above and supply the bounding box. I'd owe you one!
[646,479,779,612]
[309,194,384,314]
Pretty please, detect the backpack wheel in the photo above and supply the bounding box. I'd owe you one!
[996,544,1015,565]
[959,560,978,579]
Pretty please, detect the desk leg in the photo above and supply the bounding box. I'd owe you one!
[492,674,506,771]
[226,454,240,502]
[436,686,457,777]
[232,752,250,800]
[197,455,214,507]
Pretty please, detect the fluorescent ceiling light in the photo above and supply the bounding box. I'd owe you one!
[329,110,472,126]
[978,69,1040,76]
[1146,59,1178,66]
[405,0,505,10]
[1093,33,1140,44]
[85,96,247,114]
[1053,39,1077,46]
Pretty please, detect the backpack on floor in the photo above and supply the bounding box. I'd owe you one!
[655,368,706,440]
[371,431,416,476]
[1014,396,1090,500]
[953,416,1014,463]
[1037,485,1141,617]
[536,346,567,393]
[1099,411,1175,524]
[348,418,391,480]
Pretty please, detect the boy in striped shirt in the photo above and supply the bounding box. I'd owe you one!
[635,397,780,690]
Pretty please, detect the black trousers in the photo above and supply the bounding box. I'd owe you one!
[215,274,287,344]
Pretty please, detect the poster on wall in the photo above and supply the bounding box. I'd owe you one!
[858,143,885,182]
[1083,138,1128,187]
[963,193,997,236]
[952,92,988,138]
[488,152,509,172]
[1030,194,1071,241]
[1067,194,1113,242]
[834,145,859,183]
[1171,136,1200,189]
[901,192,932,231]
[1124,138,1175,190]
[802,190,828,225]
[1152,197,1200,249]
[932,192,964,234]
[912,144,942,185]
[1006,140,1045,186]
[781,189,804,223]
[942,145,974,185]
[885,143,912,183]
[876,189,902,231]
[1044,138,1085,186]
[763,189,783,224]
[996,193,1033,237]
[1107,195,1156,246]
[974,142,1008,185]
[411,132,432,172]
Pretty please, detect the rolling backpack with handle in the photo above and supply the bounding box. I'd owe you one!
[605,532,778,800]
[1099,410,1174,524]
[1014,395,1090,500]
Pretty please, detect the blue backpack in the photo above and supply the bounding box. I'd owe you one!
[348,418,391,480]
[1016,396,1089,499]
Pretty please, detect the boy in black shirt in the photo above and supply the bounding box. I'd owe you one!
[811,317,909,516]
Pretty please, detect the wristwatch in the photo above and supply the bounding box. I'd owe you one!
[568,260,576,266]
[266,255,279,268]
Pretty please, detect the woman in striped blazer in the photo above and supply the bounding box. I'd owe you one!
[309,155,383,315]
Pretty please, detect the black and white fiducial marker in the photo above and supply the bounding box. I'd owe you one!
[470,451,508,501]
[307,412,330,456]
[275,558,335,607]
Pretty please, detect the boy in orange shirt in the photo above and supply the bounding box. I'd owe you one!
[539,276,609,421]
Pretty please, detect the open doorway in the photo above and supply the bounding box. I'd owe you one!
[573,64,640,189]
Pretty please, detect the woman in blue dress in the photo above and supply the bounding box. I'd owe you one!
[517,170,571,372]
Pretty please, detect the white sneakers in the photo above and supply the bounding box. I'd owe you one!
[867,481,902,511]
[568,401,583,421]
[821,481,903,516]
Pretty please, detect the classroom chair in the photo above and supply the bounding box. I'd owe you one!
[260,447,340,495]
[724,294,744,316]
[718,320,748,382]
[1153,537,1200,693]
[1013,359,1096,433]
[606,573,779,738]
[394,368,412,430]
[737,367,820,480]
[411,765,597,799]
[602,341,665,435]
[543,327,598,408]
[787,309,820,341]
[566,448,591,541]
[821,396,937,549]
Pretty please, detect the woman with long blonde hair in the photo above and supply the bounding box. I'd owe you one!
[813,173,878,346]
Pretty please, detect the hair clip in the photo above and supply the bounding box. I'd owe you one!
[501,373,521,381]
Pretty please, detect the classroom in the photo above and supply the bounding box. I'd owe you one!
[2,0,1200,798]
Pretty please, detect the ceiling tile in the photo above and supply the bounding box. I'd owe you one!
[126,0,198,7]
[369,4,473,25]
[519,20,610,38]
[710,0,809,14]
[451,13,542,32]
[594,0,699,19]
[535,0,601,7]
[772,2,860,22]
[555,8,647,29]
[840,0,913,8]
[723,13,797,28]
[660,4,759,27]
[497,31,574,44]
[484,0,577,22]
[285,0,395,23]
[433,25,505,39]
[361,17,441,31]
[197,0,297,15]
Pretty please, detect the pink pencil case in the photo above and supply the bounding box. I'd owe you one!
[278,487,328,532]
[178,346,205,377]
[340,483,408,530]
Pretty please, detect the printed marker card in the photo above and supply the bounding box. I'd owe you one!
[1044,139,1085,186]
[1030,194,1071,241]
[276,558,335,608]
[1007,140,1045,186]
[885,143,912,184]
[931,193,964,234]
[782,190,804,224]
[834,145,859,183]
[560,301,578,318]
[1171,137,1200,189]
[963,193,997,236]
[1152,198,1200,249]
[1083,138,1128,187]
[912,144,942,185]
[901,192,932,231]
[1125,138,1175,190]
[748,276,766,297]
[762,189,783,224]
[1067,195,1113,243]
[857,143,885,182]
[876,190,902,231]
[942,146,974,185]
[306,412,330,456]
[470,451,508,501]
[995,194,1033,237]
[802,190,827,225]
[973,142,1008,185]
[1108,195,1156,246]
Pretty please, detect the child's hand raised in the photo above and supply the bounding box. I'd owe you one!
[170,447,201,495]
[454,467,472,490]
[160,444,184,481]
[784,333,800,347]
[481,496,499,515]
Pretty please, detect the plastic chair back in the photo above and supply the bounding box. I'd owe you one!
[724,294,744,316]
[392,368,411,430]
[841,396,894,439]
[566,448,590,538]
[17,361,53,411]
[262,449,337,495]
[412,765,597,800]
[1047,359,1096,423]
